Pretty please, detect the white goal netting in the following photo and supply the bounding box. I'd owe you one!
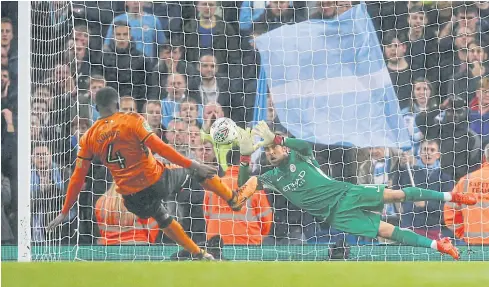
[22,1,489,261]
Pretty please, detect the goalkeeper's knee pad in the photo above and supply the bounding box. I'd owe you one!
[153,204,173,228]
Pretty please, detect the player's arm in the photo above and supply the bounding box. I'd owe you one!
[61,159,91,214]
[145,134,193,168]
[47,137,93,232]
[253,121,313,156]
[134,115,215,177]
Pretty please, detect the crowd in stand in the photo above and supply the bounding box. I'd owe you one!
[2,1,489,247]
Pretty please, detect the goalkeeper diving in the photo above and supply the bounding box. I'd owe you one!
[236,121,478,260]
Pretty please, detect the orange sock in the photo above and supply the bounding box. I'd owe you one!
[163,220,201,255]
[201,175,234,201]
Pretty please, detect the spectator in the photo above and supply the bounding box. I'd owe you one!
[335,1,353,16]
[182,1,240,70]
[449,40,489,104]
[142,100,164,140]
[239,1,271,34]
[79,74,106,122]
[189,54,242,123]
[403,5,439,87]
[94,183,159,245]
[444,143,489,245]
[31,114,44,142]
[31,98,49,127]
[32,85,52,111]
[357,146,403,225]
[357,147,402,186]
[309,1,338,20]
[469,77,489,145]
[439,25,476,97]
[1,173,14,243]
[416,95,482,180]
[178,98,202,129]
[383,31,415,110]
[147,43,199,100]
[70,117,90,155]
[104,1,166,58]
[161,73,201,128]
[203,148,272,245]
[196,53,244,123]
[253,1,300,33]
[400,78,436,154]
[103,20,148,98]
[192,140,218,166]
[120,96,137,113]
[1,66,13,115]
[30,144,75,243]
[1,18,15,58]
[188,124,202,148]
[66,26,94,84]
[439,5,481,39]
[395,140,454,239]
[164,119,191,157]
[1,46,7,66]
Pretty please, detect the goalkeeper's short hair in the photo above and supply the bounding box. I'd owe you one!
[95,86,119,109]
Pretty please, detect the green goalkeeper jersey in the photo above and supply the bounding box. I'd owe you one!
[239,138,352,220]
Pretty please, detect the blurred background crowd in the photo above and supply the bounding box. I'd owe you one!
[2,1,489,248]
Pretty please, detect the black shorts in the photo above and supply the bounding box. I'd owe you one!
[122,167,192,219]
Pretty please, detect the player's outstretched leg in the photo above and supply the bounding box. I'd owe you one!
[154,206,215,260]
[383,187,477,206]
[378,221,460,260]
[199,175,257,211]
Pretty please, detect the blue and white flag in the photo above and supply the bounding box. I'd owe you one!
[254,3,410,148]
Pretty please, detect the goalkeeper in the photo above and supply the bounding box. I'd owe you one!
[235,122,478,260]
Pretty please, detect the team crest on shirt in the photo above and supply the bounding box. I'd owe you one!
[290,164,296,173]
[143,121,152,132]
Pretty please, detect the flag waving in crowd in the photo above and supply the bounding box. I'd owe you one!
[254,2,410,149]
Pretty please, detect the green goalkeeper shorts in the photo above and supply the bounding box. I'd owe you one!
[329,184,386,238]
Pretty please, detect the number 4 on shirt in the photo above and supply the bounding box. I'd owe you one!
[106,143,126,169]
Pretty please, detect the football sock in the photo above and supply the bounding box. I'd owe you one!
[163,220,201,255]
[201,175,234,201]
[390,226,433,249]
[430,240,438,250]
[402,187,445,202]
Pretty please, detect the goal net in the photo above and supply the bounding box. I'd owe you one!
[20,1,489,261]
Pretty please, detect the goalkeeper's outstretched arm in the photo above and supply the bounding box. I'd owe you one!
[253,121,313,156]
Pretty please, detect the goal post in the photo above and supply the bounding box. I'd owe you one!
[17,0,32,262]
[14,1,489,262]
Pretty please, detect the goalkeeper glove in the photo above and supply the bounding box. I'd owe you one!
[252,121,276,149]
[236,127,255,156]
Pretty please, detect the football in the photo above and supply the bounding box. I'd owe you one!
[210,117,239,145]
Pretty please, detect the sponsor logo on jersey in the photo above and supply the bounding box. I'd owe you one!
[143,121,152,132]
[283,170,306,193]
[290,164,296,173]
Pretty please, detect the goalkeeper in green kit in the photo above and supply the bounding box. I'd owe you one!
[233,121,478,260]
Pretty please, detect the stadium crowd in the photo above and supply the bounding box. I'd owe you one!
[2,1,489,247]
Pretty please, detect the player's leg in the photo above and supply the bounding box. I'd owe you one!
[122,178,214,260]
[152,204,213,260]
[383,187,477,205]
[331,184,460,259]
[164,166,236,205]
[378,221,459,260]
[190,170,257,211]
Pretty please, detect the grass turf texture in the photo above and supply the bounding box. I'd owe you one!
[2,262,488,287]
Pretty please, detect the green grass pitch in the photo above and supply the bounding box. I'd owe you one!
[2,262,488,287]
